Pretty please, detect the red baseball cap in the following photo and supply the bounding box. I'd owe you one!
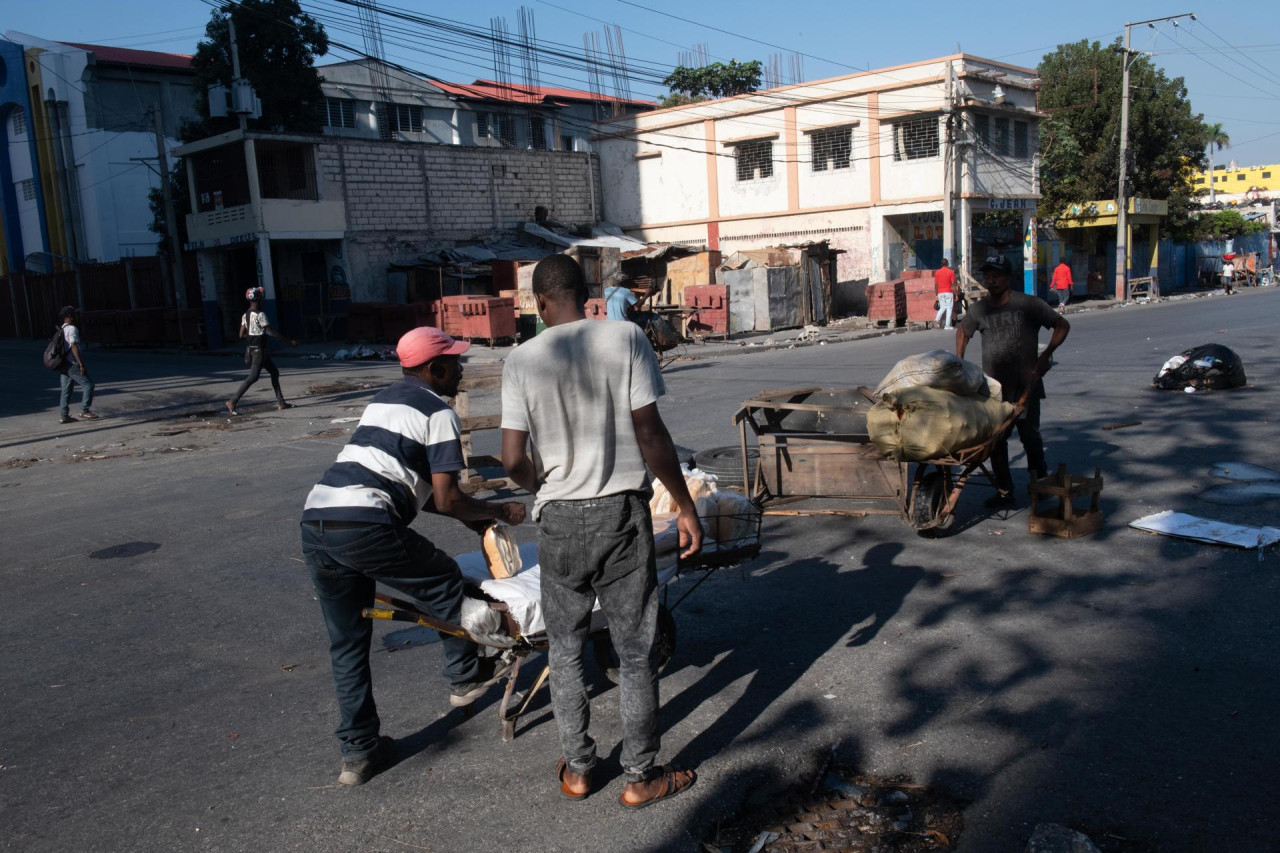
[397,326,470,368]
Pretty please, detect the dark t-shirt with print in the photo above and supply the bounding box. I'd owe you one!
[959,291,1059,402]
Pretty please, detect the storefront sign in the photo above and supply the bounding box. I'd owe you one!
[982,197,1035,211]
[183,233,257,251]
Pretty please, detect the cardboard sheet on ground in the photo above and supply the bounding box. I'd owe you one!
[1129,510,1280,549]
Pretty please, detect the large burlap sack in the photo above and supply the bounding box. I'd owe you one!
[867,386,1015,461]
[875,350,990,398]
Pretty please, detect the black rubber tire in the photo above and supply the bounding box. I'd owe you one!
[599,604,676,685]
[911,470,955,537]
[692,445,759,489]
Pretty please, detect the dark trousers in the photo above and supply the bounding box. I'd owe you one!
[59,364,94,417]
[991,395,1046,493]
[538,493,660,783]
[231,348,284,407]
[301,521,479,759]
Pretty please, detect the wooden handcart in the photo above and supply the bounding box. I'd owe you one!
[736,384,1034,535]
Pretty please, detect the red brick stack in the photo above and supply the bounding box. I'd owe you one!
[903,269,939,323]
[683,285,729,335]
[867,281,906,326]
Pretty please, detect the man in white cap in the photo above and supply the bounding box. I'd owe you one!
[300,326,526,786]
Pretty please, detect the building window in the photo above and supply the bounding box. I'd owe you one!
[1194,177,1205,184]
[478,111,516,146]
[974,113,989,146]
[1263,171,1272,179]
[561,135,576,152]
[319,97,356,129]
[1237,174,1246,181]
[992,117,1010,156]
[810,126,852,172]
[19,178,36,201]
[1014,121,1029,158]
[734,139,774,181]
[528,115,547,150]
[384,104,423,133]
[893,116,939,161]
[11,107,26,138]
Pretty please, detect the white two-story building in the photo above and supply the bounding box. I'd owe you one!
[593,54,1042,293]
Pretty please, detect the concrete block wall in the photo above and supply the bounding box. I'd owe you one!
[319,140,602,241]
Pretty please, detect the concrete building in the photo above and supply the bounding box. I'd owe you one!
[175,128,601,345]
[593,54,1042,294]
[317,58,653,153]
[0,33,197,274]
[1192,161,1280,204]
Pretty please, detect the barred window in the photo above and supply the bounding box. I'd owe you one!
[11,107,27,138]
[479,112,516,146]
[19,179,36,201]
[734,140,774,181]
[528,115,547,150]
[810,126,852,172]
[319,98,356,129]
[993,117,1009,156]
[1014,121,1029,158]
[974,113,989,146]
[892,116,939,161]
[388,104,423,133]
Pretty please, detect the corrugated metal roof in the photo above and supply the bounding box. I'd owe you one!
[61,42,193,71]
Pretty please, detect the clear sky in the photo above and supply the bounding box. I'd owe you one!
[7,0,1280,165]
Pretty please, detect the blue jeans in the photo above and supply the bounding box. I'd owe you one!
[59,364,94,418]
[538,493,660,783]
[301,521,480,759]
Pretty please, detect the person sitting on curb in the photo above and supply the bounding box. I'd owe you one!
[57,306,100,424]
[226,288,297,415]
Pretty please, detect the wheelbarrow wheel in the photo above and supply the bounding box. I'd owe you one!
[597,604,677,685]
[911,470,955,537]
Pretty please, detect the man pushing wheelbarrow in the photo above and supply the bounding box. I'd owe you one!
[956,255,1071,508]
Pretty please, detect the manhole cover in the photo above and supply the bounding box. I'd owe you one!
[706,769,964,852]
[90,542,161,560]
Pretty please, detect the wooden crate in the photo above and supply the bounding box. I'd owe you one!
[1028,464,1104,538]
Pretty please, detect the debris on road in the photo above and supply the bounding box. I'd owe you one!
[1153,344,1246,391]
[1129,510,1280,550]
[1101,421,1142,431]
[703,769,964,852]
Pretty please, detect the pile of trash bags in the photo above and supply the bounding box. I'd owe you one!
[1153,344,1247,392]
[868,350,1013,461]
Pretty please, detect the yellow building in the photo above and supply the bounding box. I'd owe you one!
[1191,163,1280,196]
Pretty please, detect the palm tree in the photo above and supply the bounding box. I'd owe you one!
[1205,122,1231,205]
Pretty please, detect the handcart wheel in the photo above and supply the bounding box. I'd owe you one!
[597,604,676,685]
[911,469,955,537]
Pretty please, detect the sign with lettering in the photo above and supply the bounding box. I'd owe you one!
[982,197,1035,210]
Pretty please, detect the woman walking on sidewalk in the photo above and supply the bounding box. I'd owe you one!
[226,288,297,415]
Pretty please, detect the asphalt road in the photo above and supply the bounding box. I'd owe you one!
[2,290,1278,852]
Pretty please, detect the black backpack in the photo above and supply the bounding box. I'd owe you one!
[43,327,68,371]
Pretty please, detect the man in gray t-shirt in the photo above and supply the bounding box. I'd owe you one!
[502,254,701,809]
[957,255,1070,507]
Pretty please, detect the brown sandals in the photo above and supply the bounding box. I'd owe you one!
[556,758,591,801]
[618,766,697,810]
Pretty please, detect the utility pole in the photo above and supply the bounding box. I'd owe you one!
[153,104,189,315]
[1115,12,1195,300]
[942,59,955,267]
[227,11,248,133]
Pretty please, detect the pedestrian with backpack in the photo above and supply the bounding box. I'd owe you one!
[226,288,297,415]
[51,306,99,424]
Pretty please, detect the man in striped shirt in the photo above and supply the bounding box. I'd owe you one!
[301,326,526,786]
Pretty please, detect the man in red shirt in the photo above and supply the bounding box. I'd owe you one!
[1051,259,1073,313]
[933,258,956,329]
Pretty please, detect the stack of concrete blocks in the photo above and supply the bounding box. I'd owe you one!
[901,270,938,323]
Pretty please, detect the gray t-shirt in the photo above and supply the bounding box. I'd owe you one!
[501,319,665,518]
[959,291,1059,402]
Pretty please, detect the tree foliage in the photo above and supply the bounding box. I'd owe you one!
[1037,39,1208,238]
[662,60,763,102]
[1196,209,1266,240]
[190,0,329,134]
[148,162,189,258]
